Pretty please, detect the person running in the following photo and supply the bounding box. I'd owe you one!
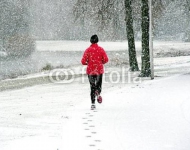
[81,35,109,110]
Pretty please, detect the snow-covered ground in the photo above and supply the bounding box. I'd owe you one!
[36,40,190,53]
[0,67,190,150]
[0,41,190,150]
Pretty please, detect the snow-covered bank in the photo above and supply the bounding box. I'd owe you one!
[0,68,83,92]
[1,55,190,91]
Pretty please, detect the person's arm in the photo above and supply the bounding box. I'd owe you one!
[81,49,88,65]
[102,49,108,64]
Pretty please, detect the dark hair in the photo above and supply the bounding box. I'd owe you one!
[90,34,99,43]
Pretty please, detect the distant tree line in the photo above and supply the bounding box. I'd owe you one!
[0,0,34,57]
[26,0,190,42]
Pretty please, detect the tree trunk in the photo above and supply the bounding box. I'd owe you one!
[124,0,139,71]
[140,0,151,77]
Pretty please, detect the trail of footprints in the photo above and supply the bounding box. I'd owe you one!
[82,110,103,150]
[67,102,102,149]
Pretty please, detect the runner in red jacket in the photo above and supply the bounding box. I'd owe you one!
[81,35,108,109]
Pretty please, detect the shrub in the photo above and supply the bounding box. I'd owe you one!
[42,64,53,71]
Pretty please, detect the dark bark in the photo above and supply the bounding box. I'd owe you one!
[139,0,151,77]
[124,0,139,71]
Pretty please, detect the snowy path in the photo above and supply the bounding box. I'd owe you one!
[0,73,190,150]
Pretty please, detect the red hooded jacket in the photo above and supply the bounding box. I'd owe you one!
[81,43,108,75]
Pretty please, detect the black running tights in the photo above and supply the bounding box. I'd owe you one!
[88,74,103,104]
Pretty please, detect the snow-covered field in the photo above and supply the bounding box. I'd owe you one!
[0,41,190,150]
[35,40,190,54]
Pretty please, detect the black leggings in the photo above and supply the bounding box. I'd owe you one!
[88,74,103,104]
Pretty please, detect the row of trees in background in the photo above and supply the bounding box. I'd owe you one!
[29,0,75,40]
[155,0,190,41]
[1,0,189,42]
[0,0,35,57]
[27,0,190,42]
